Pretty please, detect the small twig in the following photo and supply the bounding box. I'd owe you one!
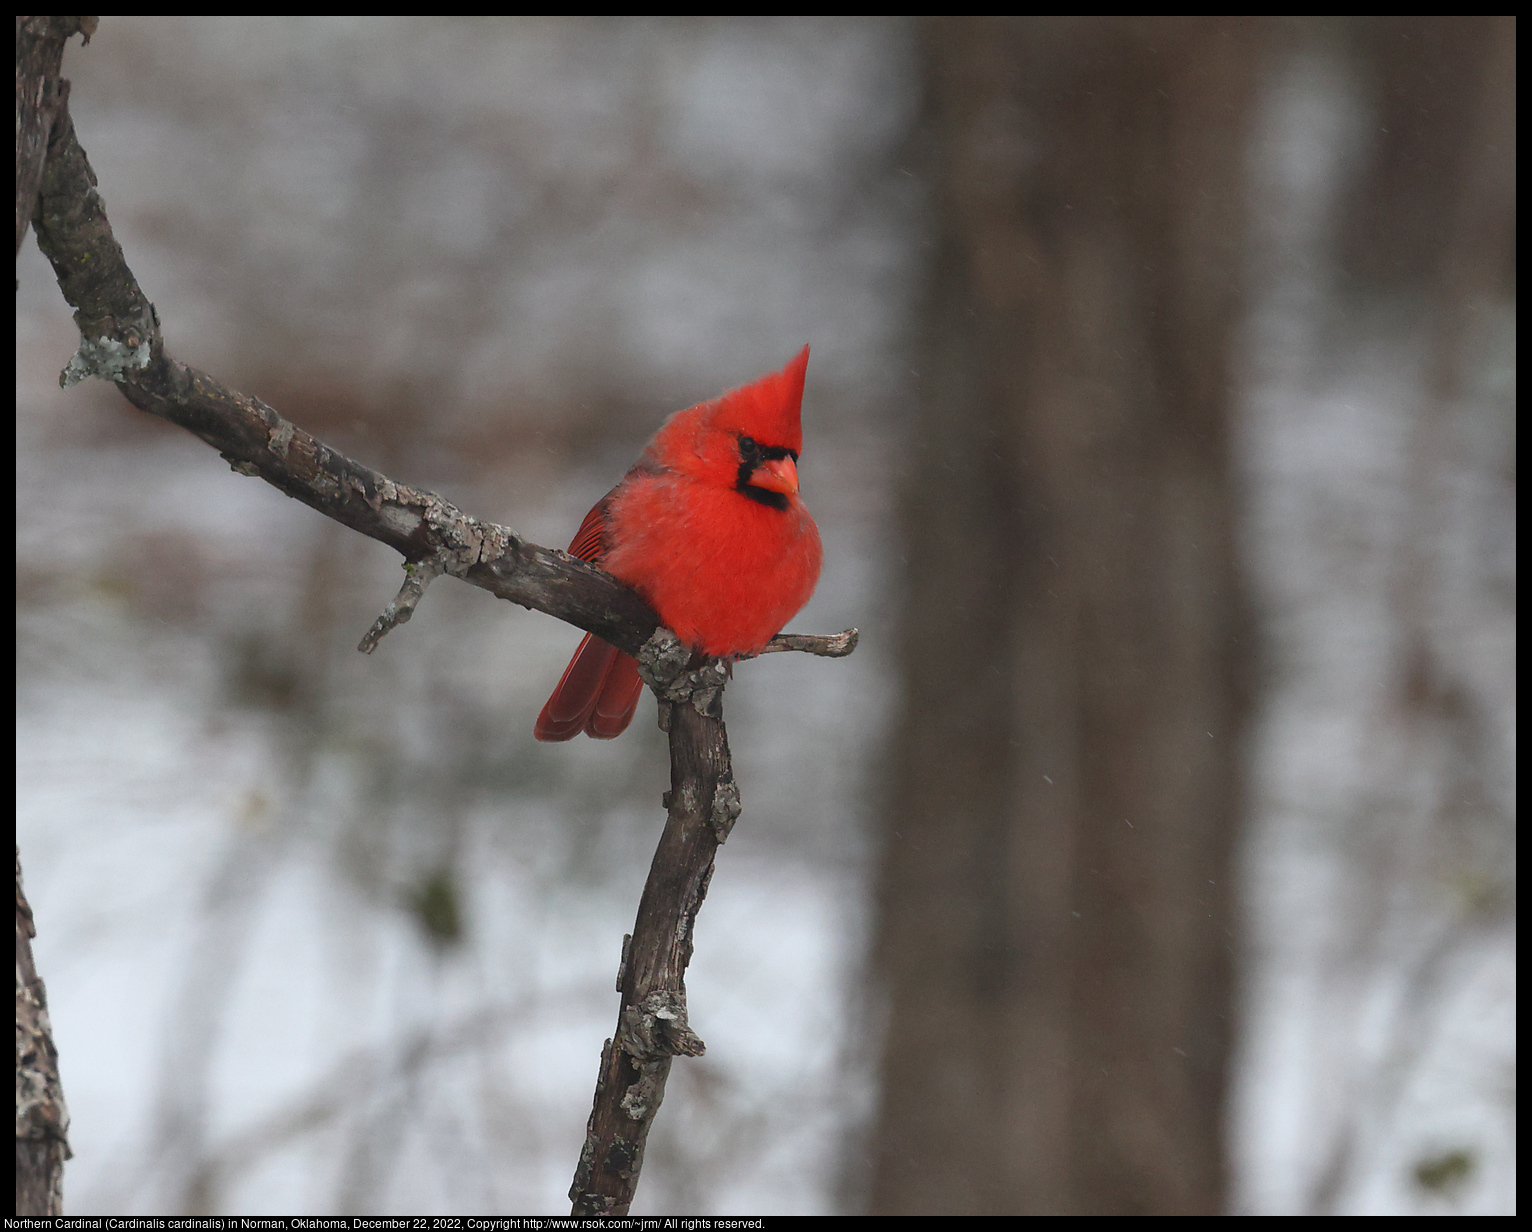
[357,553,449,654]
[758,627,860,657]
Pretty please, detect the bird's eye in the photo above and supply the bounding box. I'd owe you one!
[739,435,760,461]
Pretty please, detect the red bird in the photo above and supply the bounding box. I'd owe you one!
[535,346,823,741]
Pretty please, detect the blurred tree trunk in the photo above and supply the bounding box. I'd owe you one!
[870,18,1262,1215]
[1337,16,1516,308]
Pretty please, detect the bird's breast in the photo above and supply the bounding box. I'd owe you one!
[600,472,822,658]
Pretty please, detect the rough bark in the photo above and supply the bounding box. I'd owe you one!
[871,17,1259,1215]
[570,688,735,1215]
[17,849,72,1217]
[15,16,94,258]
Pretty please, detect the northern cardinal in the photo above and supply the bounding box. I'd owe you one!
[535,346,823,741]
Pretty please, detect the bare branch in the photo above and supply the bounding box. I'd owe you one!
[28,87,666,659]
[357,553,450,654]
[15,16,94,259]
[759,627,860,657]
[21,40,859,1217]
[16,18,94,1216]
[26,78,858,678]
[17,847,73,1217]
[571,699,734,1216]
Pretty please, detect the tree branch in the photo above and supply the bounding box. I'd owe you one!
[571,688,733,1216]
[22,28,858,1216]
[760,628,859,657]
[15,16,94,259]
[15,17,93,1216]
[27,58,855,675]
[17,847,73,1217]
[28,79,668,659]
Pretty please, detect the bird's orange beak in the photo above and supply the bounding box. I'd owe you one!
[750,456,799,495]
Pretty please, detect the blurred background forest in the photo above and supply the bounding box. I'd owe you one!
[15,16,1515,1216]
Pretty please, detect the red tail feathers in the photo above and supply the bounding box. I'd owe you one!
[534,632,645,741]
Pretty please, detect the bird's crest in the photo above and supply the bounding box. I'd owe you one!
[706,345,809,454]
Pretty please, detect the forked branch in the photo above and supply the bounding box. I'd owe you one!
[22,21,856,1218]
